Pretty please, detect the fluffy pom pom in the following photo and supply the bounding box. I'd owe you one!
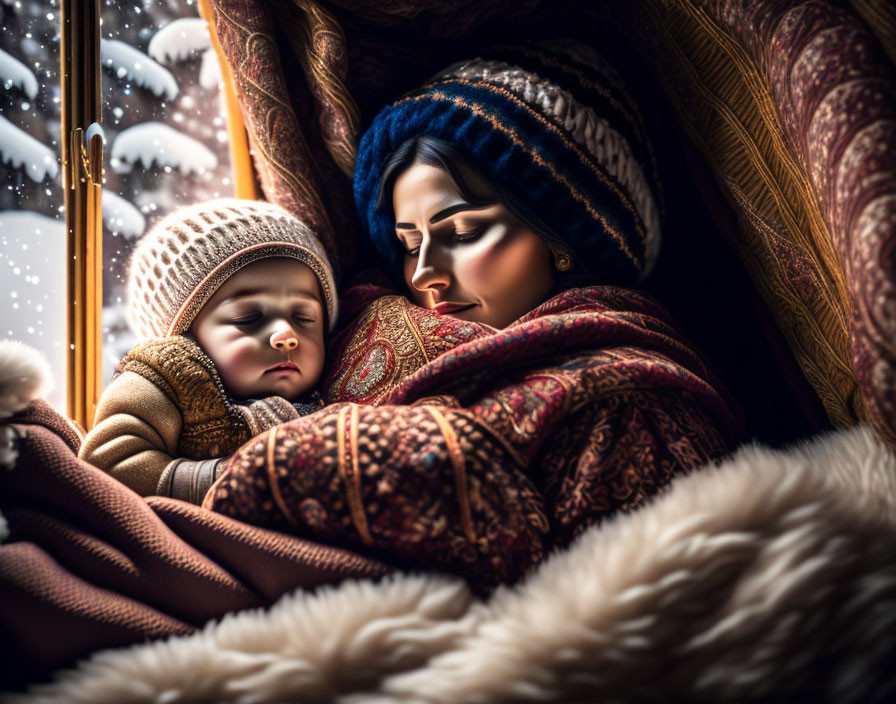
[0,339,53,420]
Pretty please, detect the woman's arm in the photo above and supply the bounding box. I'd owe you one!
[537,388,729,548]
[206,401,550,590]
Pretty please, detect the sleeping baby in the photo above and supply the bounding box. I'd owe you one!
[79,199,338,504]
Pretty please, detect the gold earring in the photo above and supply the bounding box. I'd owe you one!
[553,249,572,272]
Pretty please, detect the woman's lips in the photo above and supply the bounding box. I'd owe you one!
[432,301,477,315]
[265,361,300,374]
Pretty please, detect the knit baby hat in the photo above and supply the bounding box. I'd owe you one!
[354,39,662,285]
[127,199,338,338]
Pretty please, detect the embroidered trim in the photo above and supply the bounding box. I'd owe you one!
[338,404,374,545]
[266,427,297,526]
[425,406,476,544]
[401,304,431,364]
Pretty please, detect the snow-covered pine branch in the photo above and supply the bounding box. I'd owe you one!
[0,113,58,182]
[101,38,178,101]
[148,17,212,64]
[0,47,38,99]
[101,191,146,239]
[200,48,223,90]
[110,121,218,175]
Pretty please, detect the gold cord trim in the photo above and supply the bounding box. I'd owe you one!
[338,404,374,545]
[401,304,431,364]
[266,427,298,525]
[425,406,476,544]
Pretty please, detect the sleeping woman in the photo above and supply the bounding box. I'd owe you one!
[205,40,742,591]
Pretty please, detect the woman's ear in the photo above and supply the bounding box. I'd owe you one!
[548,244,572,272]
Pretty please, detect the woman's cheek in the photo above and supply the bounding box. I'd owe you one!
[458,225,529,297]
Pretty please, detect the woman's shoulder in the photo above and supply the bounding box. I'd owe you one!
[515,285,673,324]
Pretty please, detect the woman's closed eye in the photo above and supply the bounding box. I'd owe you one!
[452,226,483,243]
[399,233,422,256]
[400,226,483,256]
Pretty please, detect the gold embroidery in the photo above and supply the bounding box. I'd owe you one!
[338,404,373,545]
[266,427,297,525]
[425,406,476,544]
[638,0,861,428]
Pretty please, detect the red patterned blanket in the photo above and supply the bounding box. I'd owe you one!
[207,286,741,591]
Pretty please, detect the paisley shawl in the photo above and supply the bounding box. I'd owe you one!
[206,287,741,591]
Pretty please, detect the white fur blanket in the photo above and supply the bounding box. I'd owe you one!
[6,426,896,703]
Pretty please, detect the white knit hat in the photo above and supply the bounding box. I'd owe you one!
[127,199,338,338]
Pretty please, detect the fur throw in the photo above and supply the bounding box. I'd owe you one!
[10,425,896,703]
[0,340,52,422]
[0,340,52,473]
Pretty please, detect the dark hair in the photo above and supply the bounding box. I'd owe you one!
[377,136,598,290]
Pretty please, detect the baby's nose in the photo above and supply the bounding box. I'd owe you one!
[270,326,299,351]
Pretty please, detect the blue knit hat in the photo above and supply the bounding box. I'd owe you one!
[354,39,662,285]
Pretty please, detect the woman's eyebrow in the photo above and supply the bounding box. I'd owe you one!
[429,203,488,224]
[395,203,489,229]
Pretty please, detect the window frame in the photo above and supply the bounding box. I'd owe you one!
[61,0,255,429]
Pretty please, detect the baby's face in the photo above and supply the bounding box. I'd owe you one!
[190,257,326,401]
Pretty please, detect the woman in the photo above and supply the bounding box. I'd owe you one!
[205,41,741,591]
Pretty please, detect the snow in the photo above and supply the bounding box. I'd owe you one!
[110,121,218,175]
[148,18,211,64]
[101,190,146,239]
[0,113,59,182]
[199,47,222,90]
[0,211,67,410]
[101,38,179,101]
[0,47,38,98]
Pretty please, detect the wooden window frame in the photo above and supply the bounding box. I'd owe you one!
[60,0,255,430]
[60,0,103,430]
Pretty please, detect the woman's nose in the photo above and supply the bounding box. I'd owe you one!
[410,240,450,292]
[270,323,299,351]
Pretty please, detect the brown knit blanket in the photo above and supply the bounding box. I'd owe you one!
[0,399,390,690]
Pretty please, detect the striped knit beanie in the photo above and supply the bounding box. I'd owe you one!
[127,199,338,338]
[354,39,662,285]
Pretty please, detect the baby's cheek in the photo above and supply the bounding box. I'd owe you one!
[216,339,264,391]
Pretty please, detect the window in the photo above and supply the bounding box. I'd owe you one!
[0,0,66,410]
[1,0,235,423]
[100,0,234,385]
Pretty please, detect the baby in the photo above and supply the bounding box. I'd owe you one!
[79,199,338,504]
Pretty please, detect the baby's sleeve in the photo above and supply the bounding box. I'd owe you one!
[79,371,184,496]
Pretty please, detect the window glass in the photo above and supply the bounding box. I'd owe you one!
[101,0,233,385]
[1,1,233,410]
[0,0,66,409]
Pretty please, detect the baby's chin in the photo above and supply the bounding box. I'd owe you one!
[230,378,315,401]
[259,381,314,401]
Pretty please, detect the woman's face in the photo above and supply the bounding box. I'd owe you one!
[392,162,554,329]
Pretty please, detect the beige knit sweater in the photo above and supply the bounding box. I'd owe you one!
[79,335,300,498]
